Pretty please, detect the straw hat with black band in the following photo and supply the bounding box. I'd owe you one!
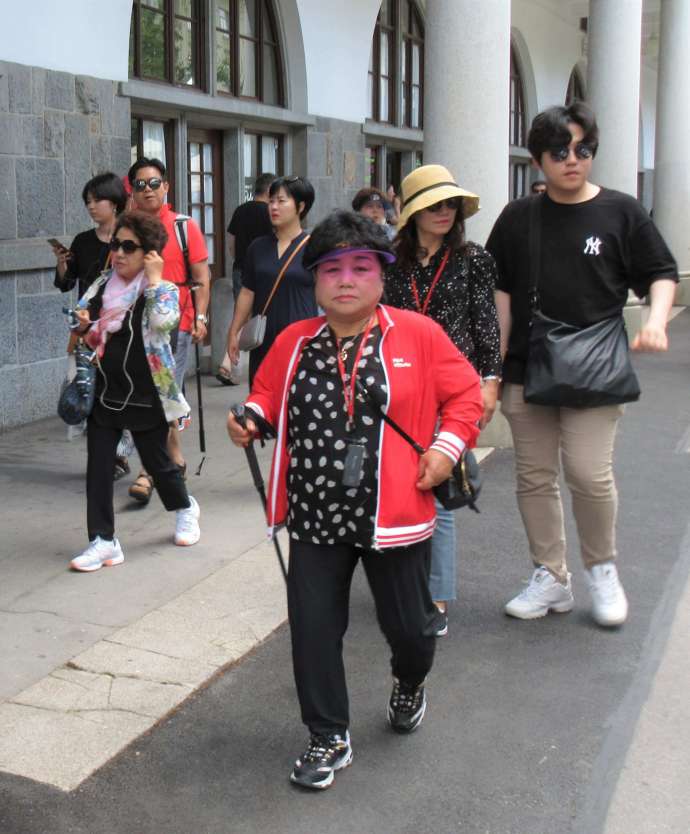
[397,164,480,231]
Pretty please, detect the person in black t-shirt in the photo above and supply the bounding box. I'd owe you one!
[486,102,677,628]
[217,173,275,385]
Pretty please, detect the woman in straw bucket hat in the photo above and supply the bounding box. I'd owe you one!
[386,164,501,637]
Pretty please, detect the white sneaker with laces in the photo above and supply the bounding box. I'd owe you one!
[175,496,200,546]
[505,566,574,619]
[585,562,628,627]
[70,537,124,572]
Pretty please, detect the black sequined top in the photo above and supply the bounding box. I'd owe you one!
[385,242,502,378]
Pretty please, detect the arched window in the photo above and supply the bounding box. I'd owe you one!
[129,0,203,88]
[368,0,424,128]
[565,67,586,105]
[509,43,529,200]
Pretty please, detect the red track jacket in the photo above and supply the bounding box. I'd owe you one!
[246,305,483,549]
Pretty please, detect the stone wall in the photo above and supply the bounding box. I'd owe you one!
[0,61,130,429]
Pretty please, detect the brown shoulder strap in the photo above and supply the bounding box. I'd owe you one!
[261,234,311,316]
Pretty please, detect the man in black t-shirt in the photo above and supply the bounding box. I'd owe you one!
[486,102,677,628]
[217,173,275,384]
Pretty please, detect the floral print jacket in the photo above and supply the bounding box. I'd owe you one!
[77,271,191,423]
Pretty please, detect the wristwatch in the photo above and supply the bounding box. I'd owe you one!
[196,313,209,325]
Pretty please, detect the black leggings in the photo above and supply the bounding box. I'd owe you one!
[86,417,189,541]
[287,538,437,736]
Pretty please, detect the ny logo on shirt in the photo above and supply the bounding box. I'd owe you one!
[583,236,603,256]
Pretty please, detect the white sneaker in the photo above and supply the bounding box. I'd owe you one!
[70,537,124,572]
[174,496,200,546]
[585,562,628,627]
[505,566,574,619]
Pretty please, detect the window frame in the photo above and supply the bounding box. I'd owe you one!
[129,0,206,90]
[369,1,397,125]
[401,1,424,129]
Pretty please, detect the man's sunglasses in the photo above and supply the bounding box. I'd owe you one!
[548,143,594,162]
[427,197,463,213]
[133,177,163,192]
[109,238,144,254]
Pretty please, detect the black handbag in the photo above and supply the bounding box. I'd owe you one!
[57,339,97,425]
[356,380,481,513]
[523,196,640,408]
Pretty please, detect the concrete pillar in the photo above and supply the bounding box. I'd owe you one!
[423,0,510,244]
[653,0,690,284]
[587,0,642,195]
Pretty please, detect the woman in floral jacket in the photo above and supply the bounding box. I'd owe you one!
[68,211,201,572]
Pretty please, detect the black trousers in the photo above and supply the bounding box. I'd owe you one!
[86,417,189,541]
[287,538,437,737]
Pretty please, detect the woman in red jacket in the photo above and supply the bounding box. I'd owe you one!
[227,211,482,791]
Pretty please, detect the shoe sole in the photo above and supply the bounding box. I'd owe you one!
[129,490,151,505]
[435,625,448,637]
[505,599,574,619]
[289,750,353,790]
[174,533,200,547]
[388,698,427,734]
[70,554,124,572]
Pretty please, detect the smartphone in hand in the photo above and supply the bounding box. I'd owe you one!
[47,238,70,254]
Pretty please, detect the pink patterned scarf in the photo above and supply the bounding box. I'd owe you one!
[85,270,146,358]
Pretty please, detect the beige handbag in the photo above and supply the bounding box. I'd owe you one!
[238,235,310,351]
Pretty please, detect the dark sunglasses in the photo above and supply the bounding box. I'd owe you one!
[109,238,144,254]
[133,177,163,192]
[548,143,594,162]
[427,198,462,213]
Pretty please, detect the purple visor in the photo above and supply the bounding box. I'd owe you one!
[307,246,396,271]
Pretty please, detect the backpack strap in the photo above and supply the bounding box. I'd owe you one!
[173,215,193,286]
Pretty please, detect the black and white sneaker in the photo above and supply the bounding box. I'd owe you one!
[290,731,353,790]
[387,678,427,733]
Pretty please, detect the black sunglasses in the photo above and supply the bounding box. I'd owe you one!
[133,177,163,192]
[427,198,463,213]
[109,238,144,254]
[548,143,594,162]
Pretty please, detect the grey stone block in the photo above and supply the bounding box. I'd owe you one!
[314,116,332,134]
[64,113,92,235]
[112,95,130,139]
[31,67,45,115]
[20,115,44,156]
[17,270,43,295]
[75,75,100,115]
[44,110,64,157]
[0,112,22,154]
[98,81,116,135]
[307,132,328,178]
[1,62,32,114]
[111,137,131,176]
[4,356,68,427]
[16,159,65,238]
[17,293,66,364]
[0,273,17,368]
[0,157,17,240]
[90,135,111,175]
[45,70,75,112]
[0,70,8,112]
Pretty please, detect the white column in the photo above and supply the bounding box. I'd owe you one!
[653,0,690,275]
[423,0,510,244]
[587,0,643,195]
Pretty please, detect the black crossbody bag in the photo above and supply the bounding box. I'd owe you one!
[522,195,640,408]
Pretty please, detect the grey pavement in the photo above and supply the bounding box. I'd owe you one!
[1,313,690,833]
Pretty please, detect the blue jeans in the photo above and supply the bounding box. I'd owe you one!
[429,500,457,603]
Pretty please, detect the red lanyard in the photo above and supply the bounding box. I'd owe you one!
[410,249,450,316]
[335,315,376,430]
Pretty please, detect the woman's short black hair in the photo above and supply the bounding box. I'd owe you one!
[303,210,394,271]
[114,210,168,255]
[527,102,599,161]
[268,175,315,219]
[82,172,127,214]
[127,157,167,185]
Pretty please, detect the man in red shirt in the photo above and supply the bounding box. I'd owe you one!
[127,157,210,501]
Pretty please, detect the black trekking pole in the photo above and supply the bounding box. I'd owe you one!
[188,281,207,475]
[231,404,288,583]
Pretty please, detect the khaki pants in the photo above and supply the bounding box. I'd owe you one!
[501,384,624,583]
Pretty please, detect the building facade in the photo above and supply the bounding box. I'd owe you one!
[0,0,686,429]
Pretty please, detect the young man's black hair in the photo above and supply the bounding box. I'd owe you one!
[527,101,599,161]
[82,172,128,214]
[127,157,167,185]
[269,175,316,219]
[303,210,394,270]
[254,172,276,197]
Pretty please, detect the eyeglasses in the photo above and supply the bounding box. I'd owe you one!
[548,143,594,162]
[109,238,144,254]
[426,198,462,213]
[133,177,163,192]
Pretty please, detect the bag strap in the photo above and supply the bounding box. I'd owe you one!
[261,234,310,317]
[528,194,543,314]
[174,216,193,285]
[355,379,426,455]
